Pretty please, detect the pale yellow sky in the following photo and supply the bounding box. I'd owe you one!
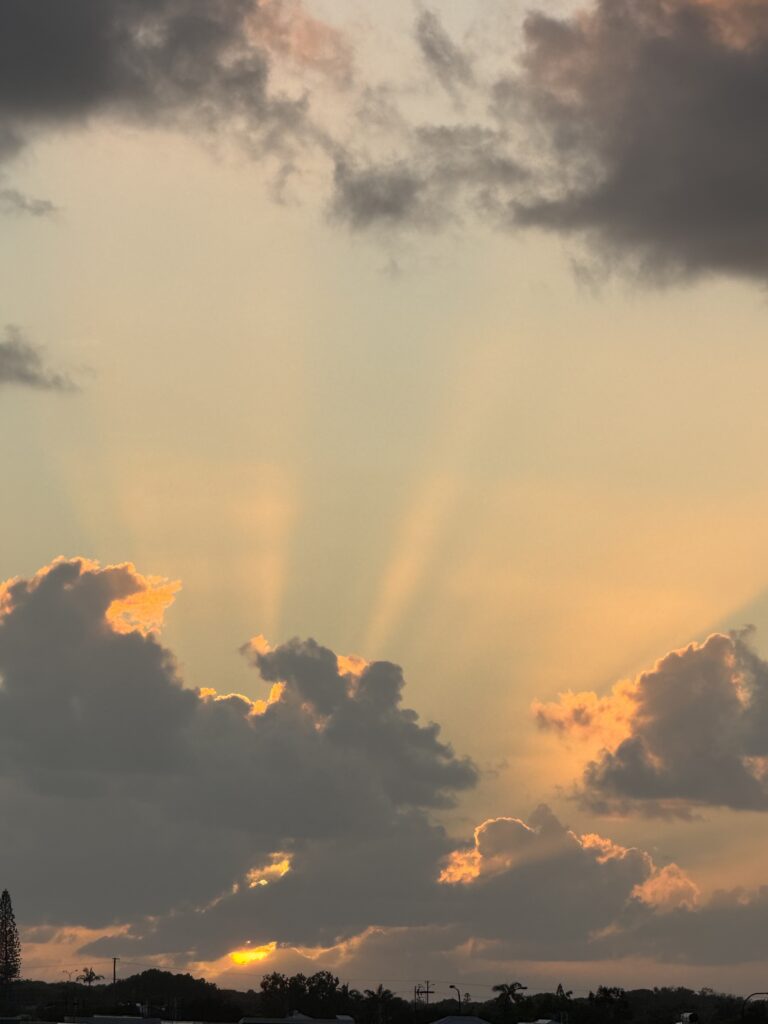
[6,0,768,989]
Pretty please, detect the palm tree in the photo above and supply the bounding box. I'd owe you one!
[493,983,528,1019]
[77,967,104,988]
[364,984,395,1024]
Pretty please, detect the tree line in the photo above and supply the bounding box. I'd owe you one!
[5,969,767,1024]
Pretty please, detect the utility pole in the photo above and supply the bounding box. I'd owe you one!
[112,958,120,985]
[62,970,75,1017]
[421,982,434,1006]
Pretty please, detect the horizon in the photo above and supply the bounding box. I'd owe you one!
[6,963,761,1006]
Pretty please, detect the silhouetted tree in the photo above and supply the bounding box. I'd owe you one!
[0,890,21,985]
[305,971,342,1016]
[589,986,631,1024]
[365,984,395,1024]
[494,982,528,1015]
[260,972,290,1015]
[77,967,104,988]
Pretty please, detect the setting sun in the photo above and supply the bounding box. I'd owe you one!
[229,942,277,966]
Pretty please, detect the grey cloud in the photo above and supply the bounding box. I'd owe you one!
[331,126,526,230]
[510,0,768,281]
[252,642,477,809]
[331,159,428,230]
[415,10,474,96]
[537,630,768,816]
[9,556,764,975]
[0,326,75,390]
[87,801,682,968]
[0,0,310,170]
[0,188,55,216]
[0,558,475,932]
[5,0,768,287]
[607,886,768,966]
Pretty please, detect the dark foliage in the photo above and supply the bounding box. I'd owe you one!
[0,891,20,987]
[4,968,761,1024]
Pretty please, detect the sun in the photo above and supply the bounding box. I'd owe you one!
[229,941,277,966]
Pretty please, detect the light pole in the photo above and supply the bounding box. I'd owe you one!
[62,970,75,1018]
[742,993,768,1021]
[450,985,463,1015]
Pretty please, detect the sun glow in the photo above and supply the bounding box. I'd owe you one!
[247,852,292,887]
[106,572,181,635]
[229,941,277,966]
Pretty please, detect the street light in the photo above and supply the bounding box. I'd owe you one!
[742,993,768,1021]
[450,986,463,1015]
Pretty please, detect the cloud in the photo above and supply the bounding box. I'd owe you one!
[331,126,526,230]
[12,556,768,978]
[535,630,768,815]
[86,799,684,969]
[0,187,55,216]
[0,0,324,172]
[331,159,427,230]
[4,0,768,285]
[0,558,474,941]
[510,0,768,280]
[0,0,528,234]
[0,325,76,391]
[415,10,474,97]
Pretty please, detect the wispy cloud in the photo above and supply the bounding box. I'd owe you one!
[0,187,55,217]
[0,326,76,391]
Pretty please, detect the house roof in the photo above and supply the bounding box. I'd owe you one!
[430,1016,492,1024]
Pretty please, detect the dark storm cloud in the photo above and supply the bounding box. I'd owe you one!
[509,0,768,281]
[415,10,474,96]
[535,630,768,816]
[0,326,75,390]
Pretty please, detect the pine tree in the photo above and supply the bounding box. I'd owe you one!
[0,890,21,984]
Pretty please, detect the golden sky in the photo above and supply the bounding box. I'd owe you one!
[5,0,768,997]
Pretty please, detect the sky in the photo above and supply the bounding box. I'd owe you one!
[6,0,768,999]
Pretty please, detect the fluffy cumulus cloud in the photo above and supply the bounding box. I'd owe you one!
[535,630,768,816]
[0,557,474,937]
[511,0,768,280]
[9,556,768,980]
